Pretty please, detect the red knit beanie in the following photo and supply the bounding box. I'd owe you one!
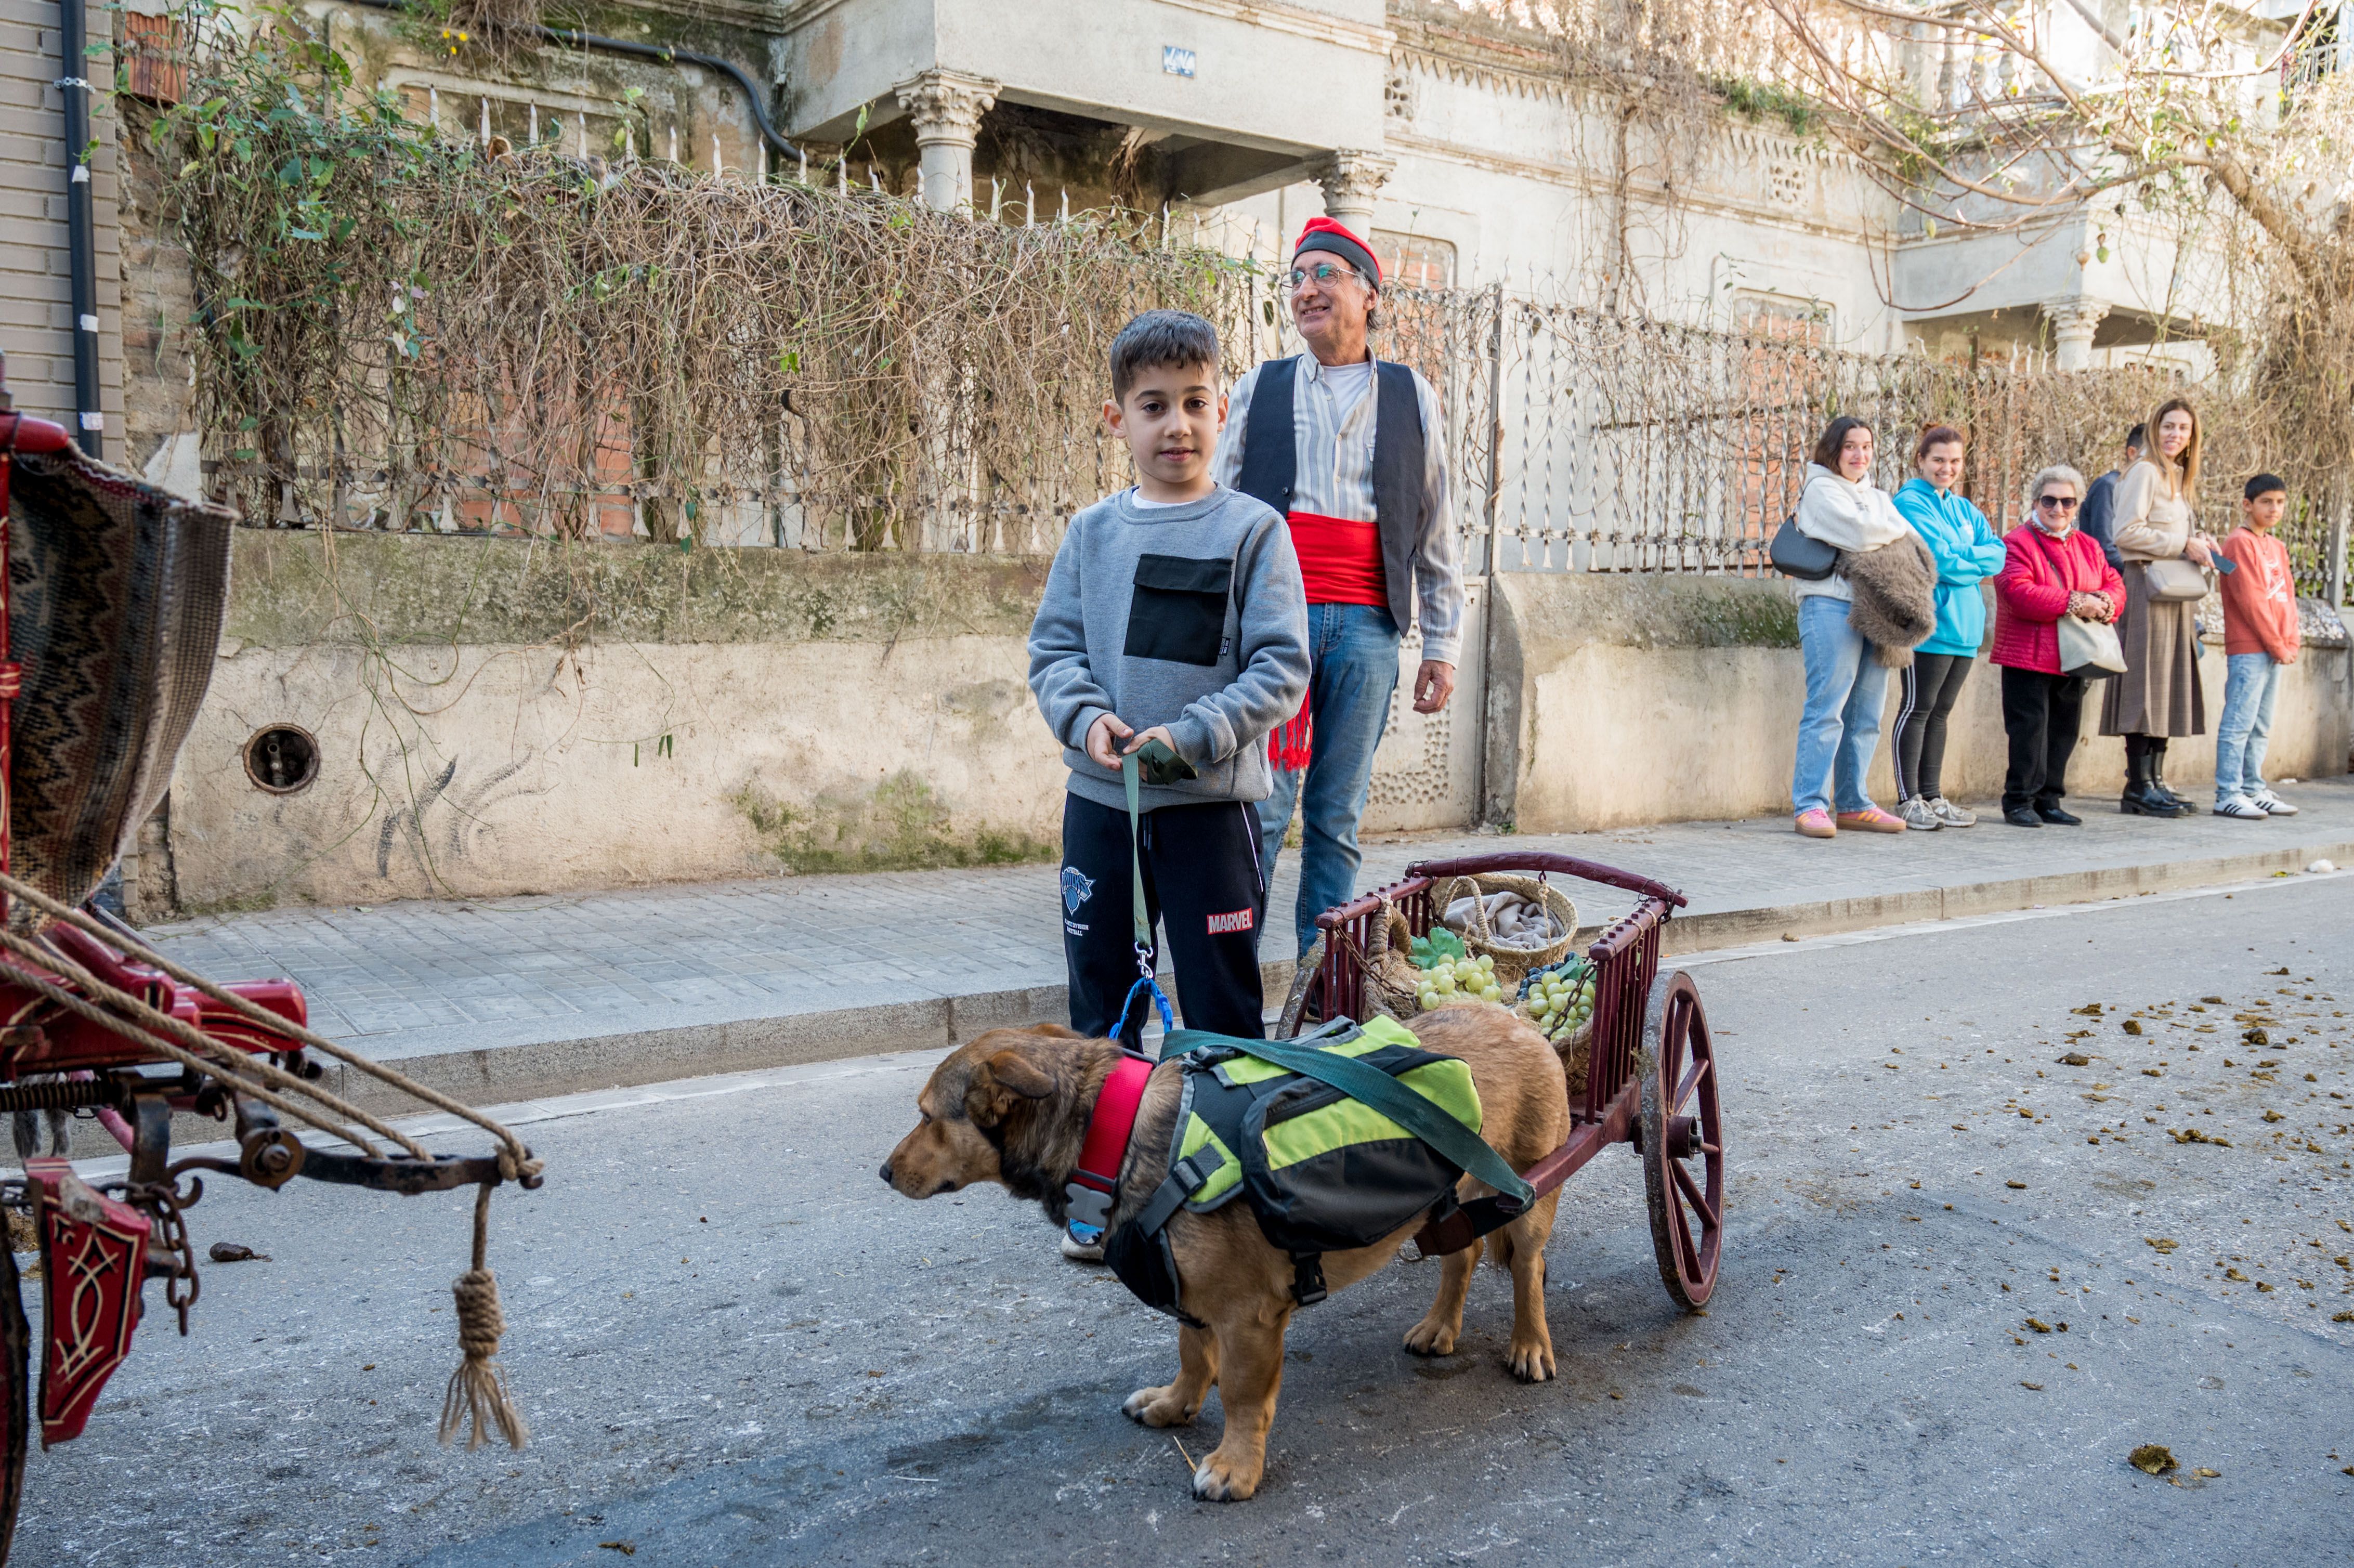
[1292,217,1381,286]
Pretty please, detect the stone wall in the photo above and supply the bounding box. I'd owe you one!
[152,537,2352,915]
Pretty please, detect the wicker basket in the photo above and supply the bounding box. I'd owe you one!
[1557,1015,1594,1098]
[1433,874,1578,986]
[1513,957,1594,1096]
[1359,899,1428,1021]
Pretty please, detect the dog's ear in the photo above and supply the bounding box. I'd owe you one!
[985,1048,1057,1099]
[965,1043,1057,1127]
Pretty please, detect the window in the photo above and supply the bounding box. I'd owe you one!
[1735,291,1835,346]
[1371,231,1457,290]
[2284,2,2344,92]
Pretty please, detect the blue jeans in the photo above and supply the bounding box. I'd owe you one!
[1792,595,1891,817]
[2214,651,2282,803]
[1258,603,1401,956]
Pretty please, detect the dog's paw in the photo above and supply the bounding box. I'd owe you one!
[1191,1448,1262,1502]
[1122,1384,1197,1427]
[1508,1338,1557,1383]
[1401,1316,1459,1357]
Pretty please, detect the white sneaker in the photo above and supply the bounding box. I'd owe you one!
[1060,1232,1106,1263]
[2251,789,2298,816]
[2213,796,2268,820]
[1897,796,1942,831]
[1928,796,1977,828]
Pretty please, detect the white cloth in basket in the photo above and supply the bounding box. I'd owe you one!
[1443,891,1564,950]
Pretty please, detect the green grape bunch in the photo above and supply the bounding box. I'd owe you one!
[1414,951,1504,1010]
[1513,959,1594,1044]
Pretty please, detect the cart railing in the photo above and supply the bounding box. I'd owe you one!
[1301,852,1687,1123]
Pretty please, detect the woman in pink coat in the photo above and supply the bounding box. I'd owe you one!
[1991,465,2127,828]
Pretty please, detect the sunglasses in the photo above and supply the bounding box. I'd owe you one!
[2036,495,2080,511]
[1287,261,1366,291]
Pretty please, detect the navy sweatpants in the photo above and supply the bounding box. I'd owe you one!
[1060,792,1266,1047]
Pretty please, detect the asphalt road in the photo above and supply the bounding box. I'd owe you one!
[12,873,2354,1567]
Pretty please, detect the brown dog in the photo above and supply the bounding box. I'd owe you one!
[880,1004,1567,1500]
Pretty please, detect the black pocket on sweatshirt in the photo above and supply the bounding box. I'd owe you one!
[1124,554,1233,667]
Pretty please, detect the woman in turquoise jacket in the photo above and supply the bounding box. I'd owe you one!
[1889,425,2009,830]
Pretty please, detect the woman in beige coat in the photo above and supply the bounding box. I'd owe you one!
[2100,397,2221,816]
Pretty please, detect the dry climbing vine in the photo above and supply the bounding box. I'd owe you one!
[158,16,1269,552]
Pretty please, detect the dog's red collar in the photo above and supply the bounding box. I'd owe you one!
[1064,1052,1154,1245]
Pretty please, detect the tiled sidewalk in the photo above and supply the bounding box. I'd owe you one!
[139,778,2354,1079]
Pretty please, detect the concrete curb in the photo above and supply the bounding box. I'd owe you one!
[290,831,2354,1119]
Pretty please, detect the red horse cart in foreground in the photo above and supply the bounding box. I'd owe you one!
[1281,852,1724,1309]
[0,367,540,1560]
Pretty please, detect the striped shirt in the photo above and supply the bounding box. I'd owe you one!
[1212,352,1466,665]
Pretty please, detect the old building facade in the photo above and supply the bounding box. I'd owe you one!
[1,0,2253,490]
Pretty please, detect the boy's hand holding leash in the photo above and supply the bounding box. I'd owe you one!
[1086,714,1178,772]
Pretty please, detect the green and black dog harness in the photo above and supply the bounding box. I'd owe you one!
[1092,1016,1535,1323]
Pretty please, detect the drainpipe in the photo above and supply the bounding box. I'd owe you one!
[333,0,802,162]
[57,0,102,458]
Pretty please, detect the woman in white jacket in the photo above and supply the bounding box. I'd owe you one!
[1790,416,1912,838]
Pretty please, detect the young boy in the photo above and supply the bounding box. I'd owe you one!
[2213,473,2301,820]
[1028,310,1311,1051]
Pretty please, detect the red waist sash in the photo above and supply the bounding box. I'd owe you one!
[1286,510,1387,609]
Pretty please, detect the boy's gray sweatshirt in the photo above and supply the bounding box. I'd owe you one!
[1029,486,1310,812]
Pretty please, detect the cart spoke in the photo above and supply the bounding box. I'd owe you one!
[1672,1156,1715,1220]
[1673,1055,1711,1108]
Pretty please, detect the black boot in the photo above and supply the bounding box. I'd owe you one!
[2148,739,2191,809]
[2121,742,2185,817]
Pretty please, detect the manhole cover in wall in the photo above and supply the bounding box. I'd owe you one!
[243,725,319,794]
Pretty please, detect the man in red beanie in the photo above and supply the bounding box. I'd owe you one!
[1213,216,1463,957]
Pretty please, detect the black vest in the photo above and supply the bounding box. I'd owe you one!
[1233,356,1427,636]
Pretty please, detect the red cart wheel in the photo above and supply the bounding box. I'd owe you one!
[0,1234,26,1560]
[1639,970,1724,1310]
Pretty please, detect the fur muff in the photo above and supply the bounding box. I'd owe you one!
[1840,532,1938,668]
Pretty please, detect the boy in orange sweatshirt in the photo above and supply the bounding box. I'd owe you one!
[2213,473,2302,819]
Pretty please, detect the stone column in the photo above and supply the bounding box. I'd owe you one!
[2042,297,2110,371]
[893,70,999,213]
[1309,149,1397,237]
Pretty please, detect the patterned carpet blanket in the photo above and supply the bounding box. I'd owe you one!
[7,445,235,925]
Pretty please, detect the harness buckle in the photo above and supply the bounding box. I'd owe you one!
[1065,1181,1113,1245]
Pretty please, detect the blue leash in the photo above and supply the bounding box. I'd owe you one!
[1119,752,1176,1049]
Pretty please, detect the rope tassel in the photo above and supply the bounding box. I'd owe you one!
[1267,699,1312,773]
[440,1184,530,1451]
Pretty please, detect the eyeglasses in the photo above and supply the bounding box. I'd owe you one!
[1287,262,1366,292]
[2036,495,2080,511]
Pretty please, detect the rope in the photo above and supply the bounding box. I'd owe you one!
[439,1182,529,1451]
[0,924,419,1158]
[0,939,387,1157]
[0,871,539,1181]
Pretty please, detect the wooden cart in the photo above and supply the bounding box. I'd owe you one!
[1280,852,1724,1308]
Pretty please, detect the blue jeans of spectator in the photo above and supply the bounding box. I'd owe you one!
[2214,651,2282,803]
[1792,595,1891,817]
[1258,603,1401,957]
